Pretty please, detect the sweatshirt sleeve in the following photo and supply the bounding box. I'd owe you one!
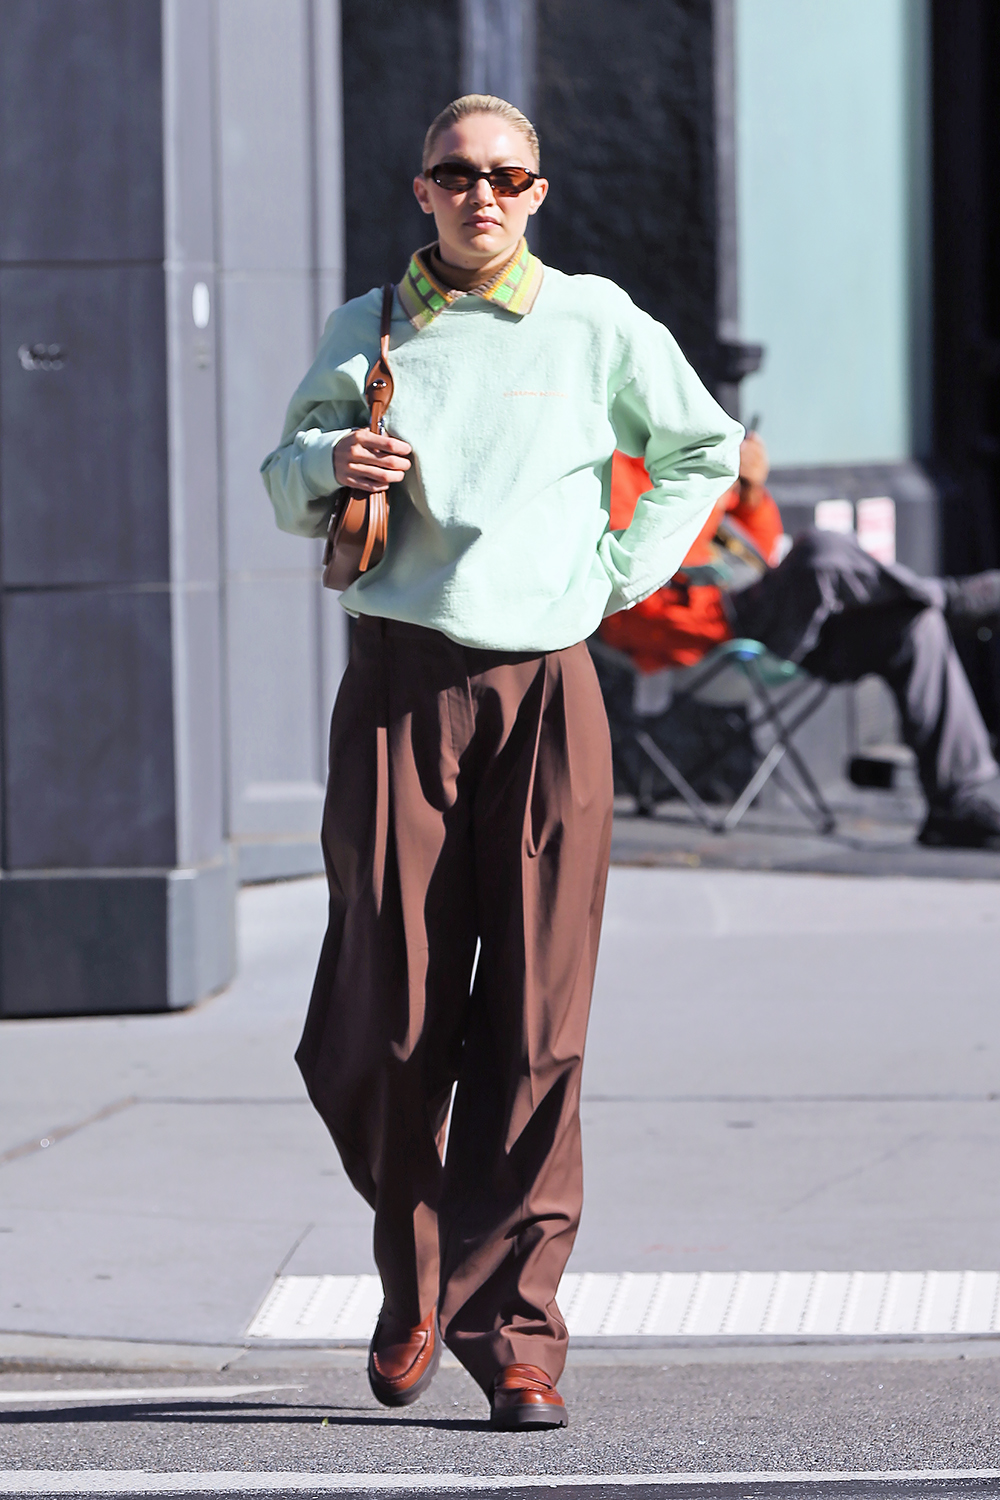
[600,297,743,615]
[260,301,374,539]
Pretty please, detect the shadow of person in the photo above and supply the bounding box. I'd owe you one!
[0,1399,487,1432]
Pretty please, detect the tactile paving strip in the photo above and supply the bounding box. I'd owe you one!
[246,1270,1000,1341]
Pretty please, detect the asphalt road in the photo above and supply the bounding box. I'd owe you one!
[1,1346,1000,1496]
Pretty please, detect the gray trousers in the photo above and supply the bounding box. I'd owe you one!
[730,529,998,805]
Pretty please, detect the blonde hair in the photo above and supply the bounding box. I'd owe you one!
[422,94,540,171]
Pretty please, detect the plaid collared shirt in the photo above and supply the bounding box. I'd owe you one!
[396,238,545,330]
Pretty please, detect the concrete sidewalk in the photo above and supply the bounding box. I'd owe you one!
[609,781,1000,878]
[2,866,999,1358]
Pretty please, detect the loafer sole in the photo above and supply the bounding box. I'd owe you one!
[368,1319,441,1408]
[490,1402,569,1430]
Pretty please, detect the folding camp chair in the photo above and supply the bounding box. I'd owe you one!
[590,635,836,835]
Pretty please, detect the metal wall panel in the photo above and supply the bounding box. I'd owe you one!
[0,0,238,1013]
[215,0,347,879]
[226,576,326,840]
[0,265,170,587]
[162,0,226,873]
[220,273,317,575]
[2,588,176,870]
[0,875,169,1016]
[0,0,164,263]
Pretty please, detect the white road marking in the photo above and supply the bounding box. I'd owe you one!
[0,1386,294,1407]
[1,1469,999,1492]
[246,1271,1000,1341]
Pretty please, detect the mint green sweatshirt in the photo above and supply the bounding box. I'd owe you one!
[261,266,742,652]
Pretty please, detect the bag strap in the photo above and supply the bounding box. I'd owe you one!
[364,283,395,434]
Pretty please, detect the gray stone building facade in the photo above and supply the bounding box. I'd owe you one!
[0,0,344,1015]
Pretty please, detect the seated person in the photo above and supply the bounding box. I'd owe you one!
[600,435,1000,850]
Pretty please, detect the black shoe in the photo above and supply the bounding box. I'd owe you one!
[942,571,1000,634]
[918,794,1000,850]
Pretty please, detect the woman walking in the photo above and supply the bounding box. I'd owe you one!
[262,94,741,1429]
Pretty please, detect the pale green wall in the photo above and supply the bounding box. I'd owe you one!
[735,0,929,467]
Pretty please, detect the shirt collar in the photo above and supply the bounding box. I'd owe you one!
[396,238,544,330]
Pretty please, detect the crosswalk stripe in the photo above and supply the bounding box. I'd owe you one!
[246,1271,1000,1341]
[0,1386,293,1407]
[2,1470,1000,1493]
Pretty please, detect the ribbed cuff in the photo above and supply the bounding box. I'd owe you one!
[299,428,353,497]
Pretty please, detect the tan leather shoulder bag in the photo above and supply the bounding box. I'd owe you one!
[321,282,395,591]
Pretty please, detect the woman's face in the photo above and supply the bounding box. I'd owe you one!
[413,114,548,270]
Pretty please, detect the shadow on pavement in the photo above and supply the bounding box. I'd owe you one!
[0,1399,486,1431]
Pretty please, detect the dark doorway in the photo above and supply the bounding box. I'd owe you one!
[932,0,1000,732]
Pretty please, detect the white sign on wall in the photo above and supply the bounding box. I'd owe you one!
[814,498,855,534]
[856,495,897,565]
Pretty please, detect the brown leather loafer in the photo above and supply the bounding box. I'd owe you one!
[490,1362,568,1429]
[367,1304,440,1407]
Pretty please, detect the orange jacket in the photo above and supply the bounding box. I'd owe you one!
[599,452,784,671]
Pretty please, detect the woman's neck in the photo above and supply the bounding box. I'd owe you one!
[432,240,521,291]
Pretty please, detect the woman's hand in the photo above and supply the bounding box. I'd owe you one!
[334,429,412,492]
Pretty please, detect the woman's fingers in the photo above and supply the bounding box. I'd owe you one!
[349,452,410,474]
[342,466,409,492]
[338,462,410,490]
[361,432,412,457]
[349,432,412,465]
[334,429,412,487]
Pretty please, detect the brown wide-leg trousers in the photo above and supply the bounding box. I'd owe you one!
[296,616,614,1392]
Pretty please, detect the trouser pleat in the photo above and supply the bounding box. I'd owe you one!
[296,617,613,1390]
